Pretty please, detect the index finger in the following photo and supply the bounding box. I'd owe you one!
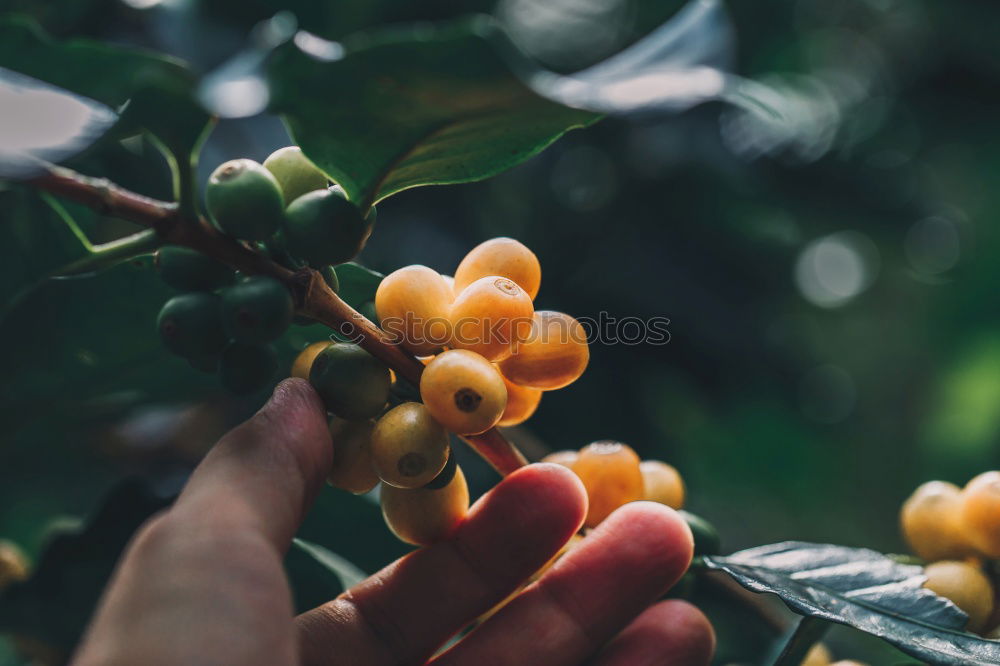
[170,378,333,550]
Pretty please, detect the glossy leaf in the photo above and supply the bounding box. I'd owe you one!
[335,262,383,308]
[267,18,600,208]
[0,16,210,159]
[702,542,1000,666]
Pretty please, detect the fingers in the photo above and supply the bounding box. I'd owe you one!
[296,463,587,666]
[170,378,333,550]
[431,502,694,666]
[588,600,715,666]
[73,380,332,666]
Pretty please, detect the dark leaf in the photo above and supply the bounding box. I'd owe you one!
[702,541,1000,666]
[287,538,366,612]
[335,262,383,308]
[0,479,171,650]
[267,18,600,208]
[0,16,210,159]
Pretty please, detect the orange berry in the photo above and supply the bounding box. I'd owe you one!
[499,311,589,390]
[380,465,469,545]
[923,560,994,631]
[290,341,332,380]
[541,450,579,468]
[959,472,1000,557]
[371,402,449,488]
[449,276,534,362]
[640,460,685,509]
[375,265,453,356]
[454,237,541,300]
[420,350,507,435]
[497,374,542,426]
[327,417,379,494]
[901,481,975,561]
[442,274,456,298]
[573,441,643,528]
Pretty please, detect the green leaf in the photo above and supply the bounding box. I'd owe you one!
[702,542,1000,666]
[291,538,366,590]
[335,262,383,308]
[267,17,600,208]
[0,479,171,650]
[0,16,210,157]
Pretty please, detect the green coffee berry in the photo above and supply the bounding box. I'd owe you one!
[678,510,721,556]
[155,246,234,292]
[263,146,328,204]
[157,293,227,359]
[261,234,305,271]
[219,342,277,395]
[206,159,285,240]
[309,343,390,419]
[283,189,371,267]
[221,276,294,344]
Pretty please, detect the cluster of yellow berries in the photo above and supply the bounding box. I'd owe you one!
[291,238,590,546]
[900,473,1000,634]
[543,442,685,528]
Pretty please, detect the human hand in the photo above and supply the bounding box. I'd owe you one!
[72,379,714,665]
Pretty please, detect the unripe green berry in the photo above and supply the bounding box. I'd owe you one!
[206,159,285,240]
[309,343,390,420]
[221,276,294,344]
[283,189,371,267]
[155,245,234,292]
[219,342,277,395]
[263,146,328,204]
[157,293,227,359]
[678,510,720,556]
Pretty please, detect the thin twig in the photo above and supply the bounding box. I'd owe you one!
[26,164,527,475]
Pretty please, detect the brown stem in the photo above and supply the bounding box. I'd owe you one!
[27,164,527,476]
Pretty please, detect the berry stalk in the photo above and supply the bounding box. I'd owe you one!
[28,163,528,476]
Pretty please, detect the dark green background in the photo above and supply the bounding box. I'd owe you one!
[2,0,999,663]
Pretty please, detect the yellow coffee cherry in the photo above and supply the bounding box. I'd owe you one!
[375,265,453,356]
[830,662,869,666]
[573,441,644,528]
[381,465,469,546]
[640,460,685,509]
[497,374,542,426]
[0,541,29,588]
[327,417,379,494]
[454,237,541,300]
[541,450,579,468]
[420,350,507,435]
[923,560,994,632]
[371,402,449,488]
[960,471,1000,557]
[800,643,831,666]
[901,480,975,561]
[291,341,333,380]
[449,276,534,362]
[498,311,589,390]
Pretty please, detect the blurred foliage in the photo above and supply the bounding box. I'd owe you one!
[2,0,1000,663]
